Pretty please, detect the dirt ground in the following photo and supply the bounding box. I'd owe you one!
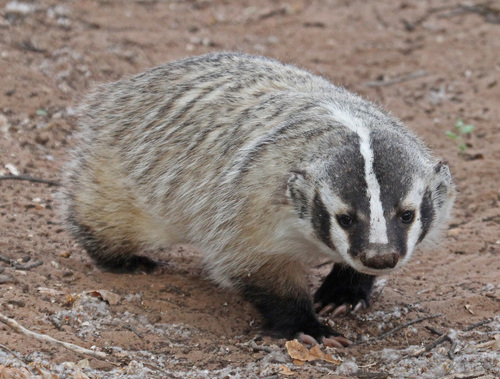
[0,0,499,378]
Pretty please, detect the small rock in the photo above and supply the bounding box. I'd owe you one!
[0,274,16,284]
[0,114,9,132]
[448,228,462,237]
[5,1,38,15]
[4,163,19,175]
[35,131,51,145]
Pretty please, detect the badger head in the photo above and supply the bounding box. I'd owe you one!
[286,120,456,276]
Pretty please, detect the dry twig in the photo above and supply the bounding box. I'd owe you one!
[0,254,12,264]
[462,318,493,332]
[425,325,443,336]
[357,313,442,345]
[15,260,44,270]
[0,312,107,360]
[0,254,43,270]
[124,324,144,338]
[0,343,30,364]
[0,175,60,186]
[404,331,457,360]
[364,70,428,87]
[400,317,494,361]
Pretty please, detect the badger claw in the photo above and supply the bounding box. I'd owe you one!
[298,333,352,347]
[324,336,352,347]
[317,304,335,316]
[298,333,319,346]
[331,304,350,317]
[352,300,367,314]
[316,300,367,318]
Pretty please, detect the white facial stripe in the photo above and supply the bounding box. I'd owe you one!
[360,132,388,244]
[326,105,388,244]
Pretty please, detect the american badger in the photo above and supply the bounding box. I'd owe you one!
[63,52,455,345]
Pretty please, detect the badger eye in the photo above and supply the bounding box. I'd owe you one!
[337,214,354,228]
[400,210,415,224]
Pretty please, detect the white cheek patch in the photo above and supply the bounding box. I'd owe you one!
[325,105,388,244]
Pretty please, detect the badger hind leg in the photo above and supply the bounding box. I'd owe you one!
[235,257,350,346]
[63,153,163,274]
[66,210,159,273]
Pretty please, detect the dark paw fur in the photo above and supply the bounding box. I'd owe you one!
[95,254,159,273]
[314,264,375,313]
[241,284,344,341]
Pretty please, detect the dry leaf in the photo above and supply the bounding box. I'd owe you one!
[35,366,59,379]
[73,369,91,379]
[279,365,294,376]
[285,339,341,365]
[473,334,500,351]
[285,339,310,361]
[75,359,89,369]
[494,334,500,351]
[37,287,66,296]
[88,290,121,305]
[465,304,474,315]
[309,345,341,364]
[0,365,32,379]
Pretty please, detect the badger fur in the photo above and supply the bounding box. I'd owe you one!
[62,52,456,342]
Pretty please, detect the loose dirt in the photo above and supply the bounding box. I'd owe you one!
[0,1,499,378]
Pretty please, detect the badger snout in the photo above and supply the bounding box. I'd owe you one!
[359,252,399,270]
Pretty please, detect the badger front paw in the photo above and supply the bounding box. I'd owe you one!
[242,283,351,347]
[314,264,375,318]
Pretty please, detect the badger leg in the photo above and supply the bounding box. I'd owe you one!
[64,153,168,274]
[238,258,350,346]
[314,264,375,317]
[66,214,159,273]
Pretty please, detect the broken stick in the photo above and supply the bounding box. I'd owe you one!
[357,313,442,345]
[0,175,60,186]
[0,312,107,359]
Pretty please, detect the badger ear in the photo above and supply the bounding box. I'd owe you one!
[430,161,456,212]
[286,169,312,219]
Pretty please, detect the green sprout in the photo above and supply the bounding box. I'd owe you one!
[36,108,48,116]
[446,118,475,153]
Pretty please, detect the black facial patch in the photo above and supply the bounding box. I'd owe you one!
[370,130,416,212]
[418,189,435,243]
[324,132,368,211]
[311,191,335,250]
[386,216,409,257]
[321,131,370,259]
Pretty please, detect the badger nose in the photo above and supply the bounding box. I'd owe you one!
[360,252,399,270]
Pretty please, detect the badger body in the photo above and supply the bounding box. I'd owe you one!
[63,52,455,341]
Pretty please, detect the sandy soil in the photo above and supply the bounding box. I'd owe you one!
[0,0,499,378]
